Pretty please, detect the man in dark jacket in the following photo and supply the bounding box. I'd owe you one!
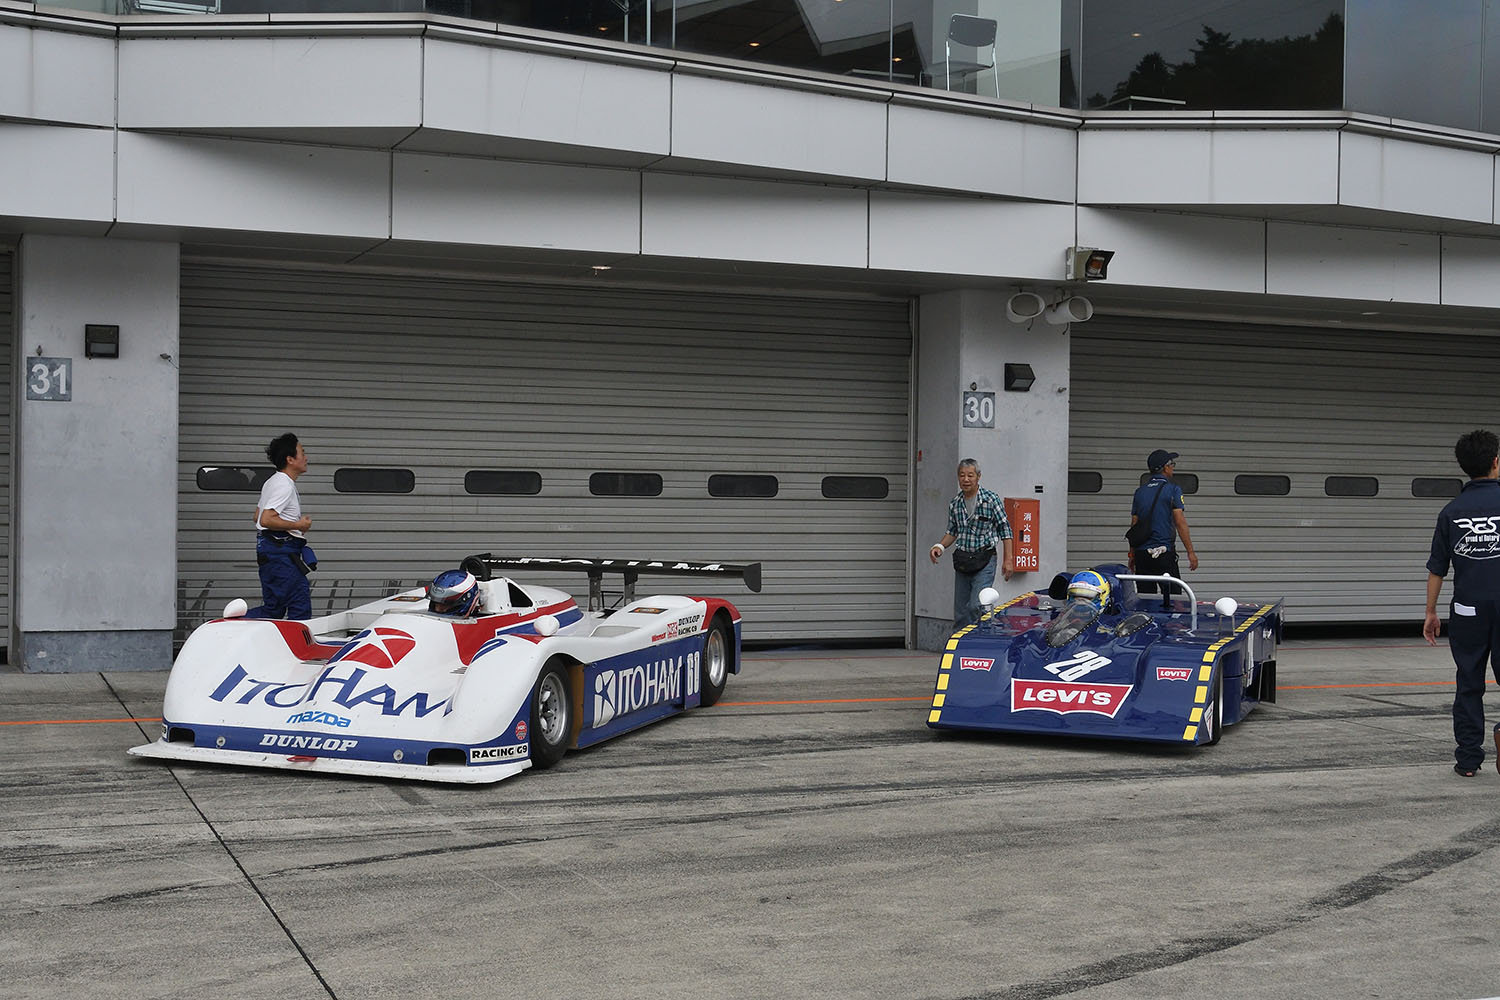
[1128,448,1198,606]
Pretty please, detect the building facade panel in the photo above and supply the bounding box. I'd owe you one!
[119,34,424,130]
[869,194,1074,279]
[1439,235,1500,307]
[641,173,868,266]
[668,73,888,181]
[116,132,392,238]
[886,103,1076,201]
[0,124,115,229]
[1265,222,1441,302]
[1338,131,1495,223]
[0,20,116,126]
[1076,208,1267,293]
[420,36,672,157]
[391,153,641,252]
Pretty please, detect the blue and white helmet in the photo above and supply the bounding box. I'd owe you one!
[1066,570,1111,610]
[427,569,480,616]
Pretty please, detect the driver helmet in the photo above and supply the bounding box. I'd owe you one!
[427,569,480,616]
[1066,570,1111,611]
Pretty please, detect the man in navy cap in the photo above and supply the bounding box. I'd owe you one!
[1128,448,1197,606]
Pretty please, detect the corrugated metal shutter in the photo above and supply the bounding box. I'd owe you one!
[0,252,10,645]
[1067,316,1500,622]
[177,261,911,642]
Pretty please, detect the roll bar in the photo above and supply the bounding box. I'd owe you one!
[457,555,762,612]
[1117,573,1199,630]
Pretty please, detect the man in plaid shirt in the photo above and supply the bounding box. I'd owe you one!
[930,458,1014,628]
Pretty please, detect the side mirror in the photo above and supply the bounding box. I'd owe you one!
[1047,572,1072,600]
[978,587,1000,608]
[1214,597,1239,618]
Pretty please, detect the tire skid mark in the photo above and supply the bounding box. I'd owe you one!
[949,817,1500,1000]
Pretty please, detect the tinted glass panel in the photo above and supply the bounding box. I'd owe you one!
[1413,477,1463,498]
[1137,472,1198,494]
[1080,1,1343,111]
[464,470,542,496]
[821,476,890,500]
[1325,476,1379,497]
[334,468,415,494]
[1347,0,1481,130]
[708,474,780,499]
[1234,474,1290,496]
[1068,470,1103,494]
[196,465,274,492]
[589,472,664,497]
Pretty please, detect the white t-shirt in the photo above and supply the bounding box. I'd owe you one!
[255,471,304,538]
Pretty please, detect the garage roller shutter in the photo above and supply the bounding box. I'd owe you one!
[1067,316,1500,622]
[0,253,10,645]
[177,262,911,642]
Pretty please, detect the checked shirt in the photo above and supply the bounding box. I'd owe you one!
[946,487,1012,552]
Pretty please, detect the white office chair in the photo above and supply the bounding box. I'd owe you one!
[945,13,999,97]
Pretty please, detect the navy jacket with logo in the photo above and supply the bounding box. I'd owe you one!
[1427,478,1500,603]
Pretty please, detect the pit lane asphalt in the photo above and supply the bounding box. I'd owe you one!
[3,636,1498,1000]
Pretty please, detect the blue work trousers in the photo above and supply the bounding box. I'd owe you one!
[247,535,311,621]
[1448,597,1500,772]
[952,554,997,629]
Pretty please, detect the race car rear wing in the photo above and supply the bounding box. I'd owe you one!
[458,555,762,612]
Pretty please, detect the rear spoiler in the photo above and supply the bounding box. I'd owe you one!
[458,555,762,612]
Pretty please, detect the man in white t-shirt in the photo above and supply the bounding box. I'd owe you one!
[247,432,314,619]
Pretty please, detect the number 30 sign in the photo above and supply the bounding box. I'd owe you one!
[27,357,72,401]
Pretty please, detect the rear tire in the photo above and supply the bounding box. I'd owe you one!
[699,619,732,707]
[1201,668,1225,746]
[529,662,571,769]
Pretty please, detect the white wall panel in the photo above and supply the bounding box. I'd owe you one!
[1080,128,1340,207]
[642,174,867,266]
[1267,222,1440,302]
[393,153,640,252]
[887,104,1075,202]
[0,23,115,126]
[870,193,1072,278]
[1339,132,1493,224]
[117,133,391,238]
[119,36,422,129]
[1440,235,1500,307]
[422,38,671,157]
[1076,208,1266,292]
[0,124,115,226]
[670,74,886,181]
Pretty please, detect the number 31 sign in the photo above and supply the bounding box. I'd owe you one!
[27,357,72,402]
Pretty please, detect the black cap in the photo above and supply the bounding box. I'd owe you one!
[1147,449,1179,471]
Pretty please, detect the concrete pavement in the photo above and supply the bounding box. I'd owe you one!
[3,635,1498,1000]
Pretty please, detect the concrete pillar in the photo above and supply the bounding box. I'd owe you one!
[913,288,1072,649]
[14,235,180,672]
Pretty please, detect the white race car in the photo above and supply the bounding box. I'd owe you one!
[129,556,759,784]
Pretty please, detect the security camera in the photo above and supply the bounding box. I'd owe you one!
[1044,296,1093,325]
[1065,247,1114,281]
[1005,292,1046,324]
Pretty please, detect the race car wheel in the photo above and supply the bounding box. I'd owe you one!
[699,619,731,708]
[1201,668,1225,746]
[529,662,571,769]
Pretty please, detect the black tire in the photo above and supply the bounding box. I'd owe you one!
[1201,667,1225,746]
[699,618,732,707]
[529,662,571,769]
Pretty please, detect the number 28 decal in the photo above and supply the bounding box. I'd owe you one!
[1045,650,1112,682]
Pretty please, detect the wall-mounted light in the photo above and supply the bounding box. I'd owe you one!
[85,324,120,359]
[1004,363,1036,392]
[1005,292,1046,324]
[1065,247,1115,281]
[1044,296,1094,325]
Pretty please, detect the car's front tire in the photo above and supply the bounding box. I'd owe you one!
[699,618,731,707]
[529,662,571,769]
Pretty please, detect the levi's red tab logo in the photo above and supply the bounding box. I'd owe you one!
[1011,678,1132,718]
[959,656,994,671]
[1156,667,1193,681]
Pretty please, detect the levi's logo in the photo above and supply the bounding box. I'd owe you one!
[959,657,994,671]
[1011,679,1132,718]
[1156,667,1193,681]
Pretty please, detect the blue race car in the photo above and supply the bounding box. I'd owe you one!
[927,565,1281,746]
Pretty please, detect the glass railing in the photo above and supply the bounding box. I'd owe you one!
[34,0,1500,134]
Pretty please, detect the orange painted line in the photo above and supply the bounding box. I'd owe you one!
[0,717,161,727]
[1284,680,1491,690]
